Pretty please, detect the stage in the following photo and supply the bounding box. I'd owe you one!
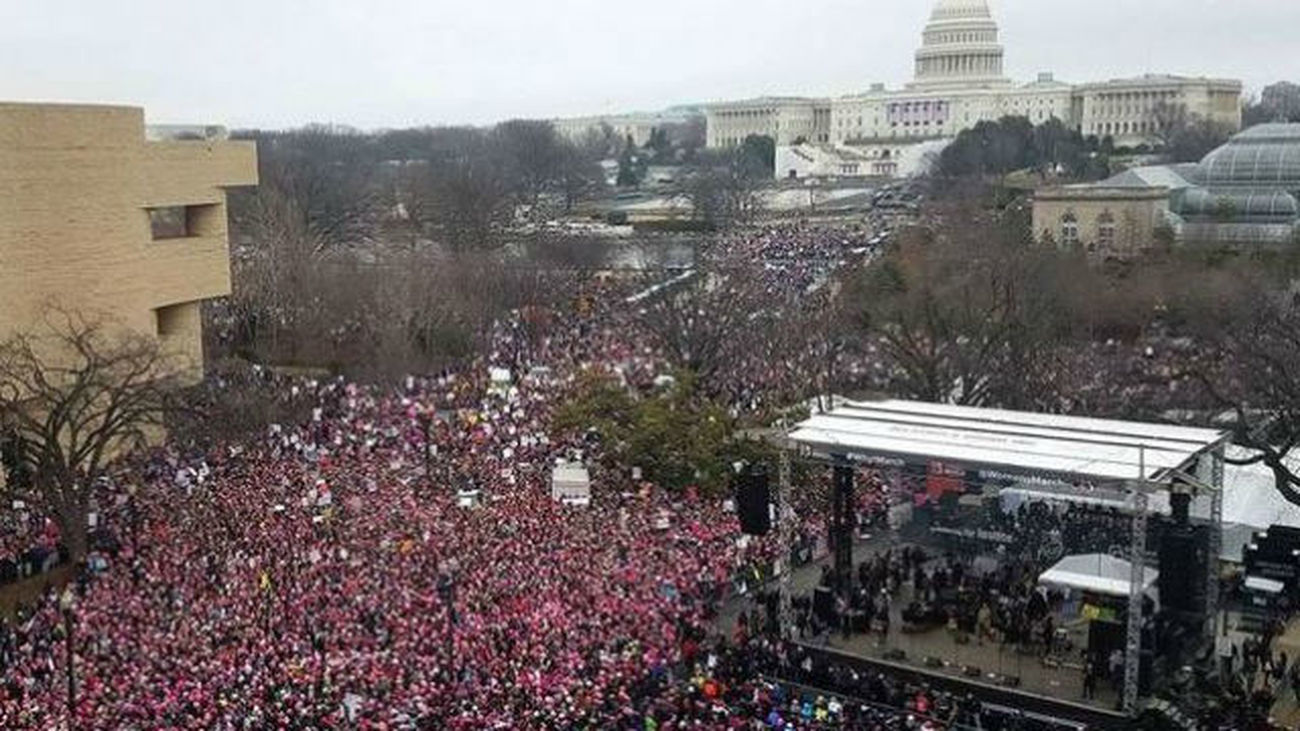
[717,535,1132,728]
[791,638,1133,730]
[817,605,1120,710]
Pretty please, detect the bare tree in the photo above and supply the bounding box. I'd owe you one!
[233,125,383,254]
[556,141,607,212]
[853,204,1074,409]
[1194,286,1300,506]
[634,259,766,395]
[679,168,764,230]
[1151,101,1234,162]
[494,119,566,208]
[1151,101,1191,151]
[413,128,514,252]
[0,313,180,560]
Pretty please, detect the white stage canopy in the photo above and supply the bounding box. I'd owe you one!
[789,399,1228,484]
[1039,553,1159,598]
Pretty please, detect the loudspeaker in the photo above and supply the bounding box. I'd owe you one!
[736,466,771,536]
[1159,528,1206,615]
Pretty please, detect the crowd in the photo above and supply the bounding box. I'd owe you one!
[977,499,1149,567]
[0,223,946,729]
[2,214,1250,728]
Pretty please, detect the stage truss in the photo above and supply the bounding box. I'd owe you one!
[781,399,1230,716]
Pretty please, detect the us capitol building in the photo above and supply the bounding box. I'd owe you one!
[702,0,1242,178]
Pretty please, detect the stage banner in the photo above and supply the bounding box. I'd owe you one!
[925,460,965,501]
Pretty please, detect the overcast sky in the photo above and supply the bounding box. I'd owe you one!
[1,0,1296,130]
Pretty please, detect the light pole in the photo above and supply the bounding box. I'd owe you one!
[418,410,434,492]
[59,587,76,730]
[437,558,459,681]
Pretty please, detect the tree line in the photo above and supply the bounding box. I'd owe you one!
[935,105,1240,181]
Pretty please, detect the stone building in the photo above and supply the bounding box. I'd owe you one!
[0,102,258,381]
[1073,75,1242,147]
[703,97,831,149]
[700,0,1242,177]
[1032,184,1175,260]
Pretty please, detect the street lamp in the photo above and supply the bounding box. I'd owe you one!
[59,587,76,729]
[417,410,434,491]
[437,558,460,680]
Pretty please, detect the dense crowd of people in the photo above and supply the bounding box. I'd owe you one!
[0,214,1284,729]
[0,223,949,729]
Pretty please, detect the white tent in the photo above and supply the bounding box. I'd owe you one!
[1039,553,1159,598]
[550,461,592,507]
[1219,446,1300,562]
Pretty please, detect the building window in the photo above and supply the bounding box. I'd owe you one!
[148,207,189,239]
[1097,211,1116,249]
[1061,212,1080,246]
[154,303,192,339]
[148,204,220,241]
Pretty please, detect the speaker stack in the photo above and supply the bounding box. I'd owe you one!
[1158,527,1207,615]
[1157,491,1208,620]
[735,465,771,536]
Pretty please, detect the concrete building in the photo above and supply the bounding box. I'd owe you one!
[1034,124,1300,258]
[553,109,700,148]
[0,103,258,381]
[702,0,1242,178]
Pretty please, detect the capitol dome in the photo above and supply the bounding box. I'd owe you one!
[929,0,994,21]
[909,0,1010,91]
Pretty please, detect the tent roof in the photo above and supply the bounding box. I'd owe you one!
[789,399,1227,483]
[1039,553,1158,597]
[1222,446,1300,531]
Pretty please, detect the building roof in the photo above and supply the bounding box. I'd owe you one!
[705,96,819,110]
[788,399,1227,483]
[1037,185,1170,202]
[1100,164,1197,190]
[1200,123,1300,187]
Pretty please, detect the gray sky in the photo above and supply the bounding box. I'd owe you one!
[1,0,1296,130]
